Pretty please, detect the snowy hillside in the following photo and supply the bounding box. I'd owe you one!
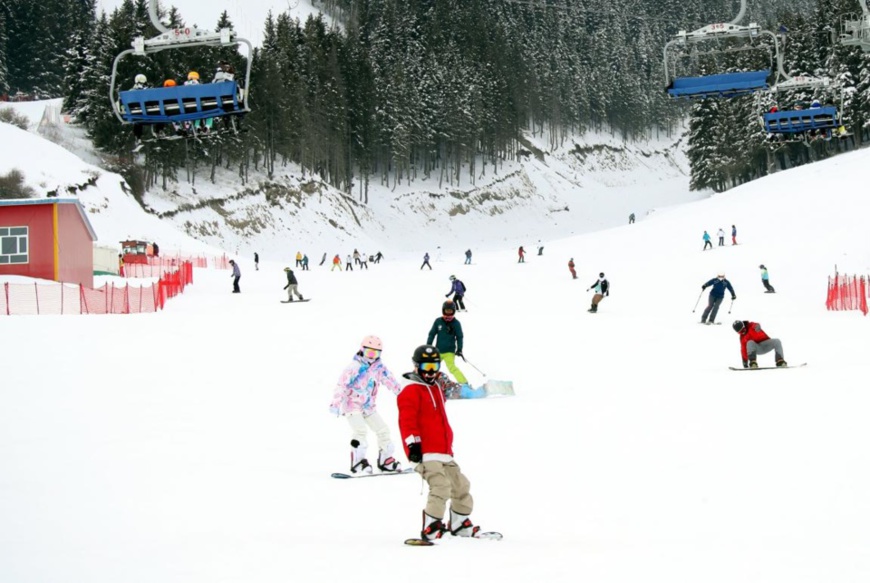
[3,100,698,261]
[2,117,870,583]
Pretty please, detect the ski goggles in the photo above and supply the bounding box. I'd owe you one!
[442,311,455,320]
[419,361,441,373]
[362,348,381,360]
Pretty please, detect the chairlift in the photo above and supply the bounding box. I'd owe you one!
[664,0,782,99]
[109,0,254,139]
[840,0,870,52]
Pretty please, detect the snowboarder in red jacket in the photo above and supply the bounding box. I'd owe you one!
[397,345,484,541]
[732,320,787,368]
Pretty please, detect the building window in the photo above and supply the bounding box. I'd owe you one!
[0,226,29,264]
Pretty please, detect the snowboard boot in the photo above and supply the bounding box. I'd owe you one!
[776,358,788,367]
[377,445,401,472]
[459,384,486,399]
[421,511,447,541]
[298,295,304,300]
[350,440,372,475]
[589,304,597,313]
[448,509,481,538]
[748,359,758,369]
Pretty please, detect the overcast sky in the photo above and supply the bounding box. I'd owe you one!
[96,0,322,47]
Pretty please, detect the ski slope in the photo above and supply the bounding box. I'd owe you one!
[2,147,870,582]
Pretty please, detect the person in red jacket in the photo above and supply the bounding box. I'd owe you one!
[732,320,787,368]
[397,345,483,541]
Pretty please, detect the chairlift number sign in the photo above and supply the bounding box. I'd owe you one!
[173,28,193,38]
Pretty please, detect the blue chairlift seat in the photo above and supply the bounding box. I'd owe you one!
[118,82,244,124]
[667,70,771,99]
[763,106,839,134]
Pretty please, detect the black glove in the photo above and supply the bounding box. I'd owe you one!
[283,285,288,290]
[732,296,736,300]
[456,351,463,358]
[445,294,449,298]
[701,285,706,290]
[743,360,749,369]
[408,442,422,463]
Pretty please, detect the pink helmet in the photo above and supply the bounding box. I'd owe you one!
[360,335,383,351]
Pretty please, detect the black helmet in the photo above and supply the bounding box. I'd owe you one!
[412,344,441,365]
[759,264,765,269]
[599,272,605,278]
[449,275,456,281]
[442,300,456,314]
[732,320,745,332]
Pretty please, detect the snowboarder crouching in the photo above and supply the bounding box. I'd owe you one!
[733,320,787,368]
[587,273,609,312]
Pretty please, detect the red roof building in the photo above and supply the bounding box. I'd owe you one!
[0,198,97,288]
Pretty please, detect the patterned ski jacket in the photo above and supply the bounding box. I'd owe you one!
[427,317,464,355]
[737,321,771,361]
[397,372,454,462]
[329,354,402,415]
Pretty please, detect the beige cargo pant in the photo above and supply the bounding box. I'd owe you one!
[415,460,473,519]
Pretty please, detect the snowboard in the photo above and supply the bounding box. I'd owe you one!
[331,467,415,479]
[728,362,806,371]
[699,322,722,325]
[404,532,503,546]
[280,299,311,303]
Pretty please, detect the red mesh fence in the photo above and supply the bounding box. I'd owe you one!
[1,261,194,316]
[826,274,868,316]
[121,253,229,275]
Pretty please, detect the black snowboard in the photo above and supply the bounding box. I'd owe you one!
[280,299,311,303]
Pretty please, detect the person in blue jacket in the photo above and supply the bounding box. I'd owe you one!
[702,230,713,251]
[700,272,735,324]
[445,275,467,311]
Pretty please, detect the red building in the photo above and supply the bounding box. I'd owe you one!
[0,198,97,288]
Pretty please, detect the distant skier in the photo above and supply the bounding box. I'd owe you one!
[445,275,467,311]
[700,273,735,325]
[518,246,525,263]
[702,230,713,251]
[587,272,609,313]
[254,252,259,271]
[282,267,304,302]
[629,213,635,224]
[732,320,787,368]
[464,249,472,265]
[568,258,577,279]
[320,252,327,266]
[331,254,342,271]
[397,345,488,540]
[302,254,309,271]
[759,264,775,293]
[537,241,544,256]
[421,252,432,270]
[329,335,404,474]
[359,253,368,270]
[353,249,361,266]
[296,251,303,268]
[717,228,725,247]
[345,254,354,271]
[731,225,738,245]
[229,259,241,293]
[375,251,384,264]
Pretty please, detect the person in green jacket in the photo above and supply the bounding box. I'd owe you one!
[427,300,469,384]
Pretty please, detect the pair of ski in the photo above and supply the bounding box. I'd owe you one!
[280,299,311,303]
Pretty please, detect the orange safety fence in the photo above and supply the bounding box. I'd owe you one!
[826,273,868,316]
[1,261,193,316]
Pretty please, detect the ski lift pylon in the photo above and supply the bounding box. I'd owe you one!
[840,0,870,51]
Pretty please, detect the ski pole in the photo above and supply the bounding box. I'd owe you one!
[728,297,735,314]
[692,290,704,312]
[460,355,486,377]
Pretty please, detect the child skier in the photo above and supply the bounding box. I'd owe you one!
[329,336,404,474]
[398,345,488,540]
[426,301,483,398]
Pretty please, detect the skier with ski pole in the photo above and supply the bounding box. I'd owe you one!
[699,272,735,325]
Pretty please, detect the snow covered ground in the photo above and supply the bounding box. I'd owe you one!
[2,120,870,583]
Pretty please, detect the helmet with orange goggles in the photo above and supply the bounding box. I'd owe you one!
[442,300,456,319]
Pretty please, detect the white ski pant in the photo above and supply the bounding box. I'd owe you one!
[346,411,393,451]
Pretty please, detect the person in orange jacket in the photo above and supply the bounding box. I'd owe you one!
[732,320,787,368]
